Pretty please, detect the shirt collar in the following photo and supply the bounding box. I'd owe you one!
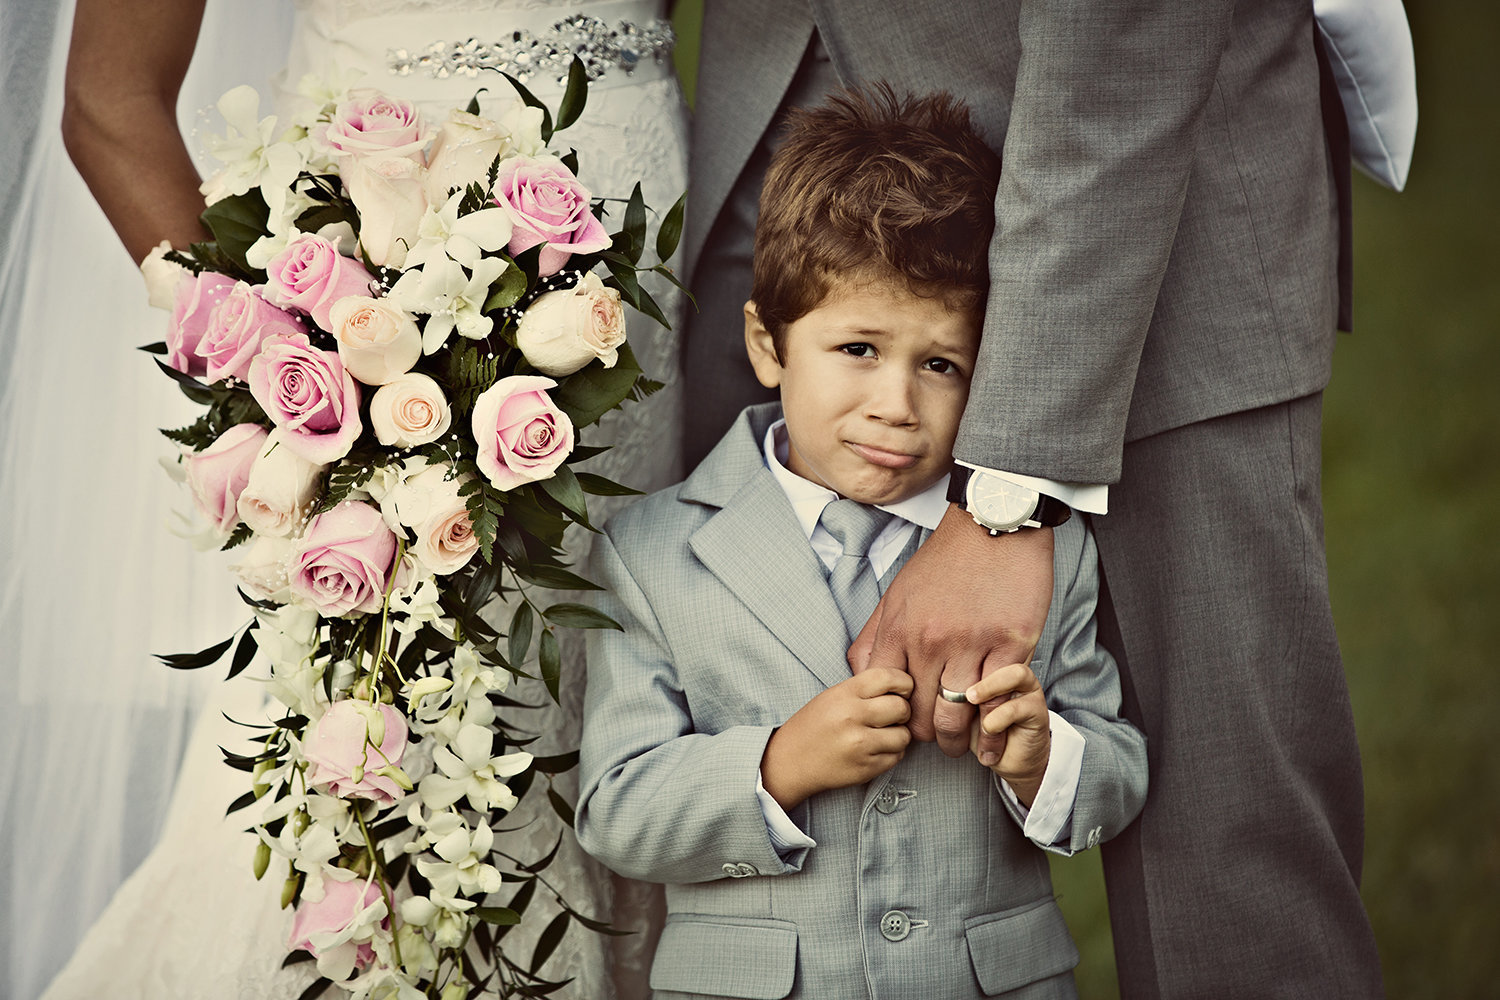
[762,418,950,538]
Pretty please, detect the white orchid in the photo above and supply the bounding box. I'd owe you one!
[200,86,307,218]
[405,191,514,271]
[418,724,531,813]
[387,256,509,353]
[413,813,504,898]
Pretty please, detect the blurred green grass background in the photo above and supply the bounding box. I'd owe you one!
[676,2,1499,996]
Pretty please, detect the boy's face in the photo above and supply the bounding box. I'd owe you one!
[745,279,981,506]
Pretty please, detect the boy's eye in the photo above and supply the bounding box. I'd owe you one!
[924,357,960,374]
[838,343,875,358]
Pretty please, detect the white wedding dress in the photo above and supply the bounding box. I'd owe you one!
[35,2,685,998]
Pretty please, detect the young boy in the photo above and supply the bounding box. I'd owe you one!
[576,87,1146,1000]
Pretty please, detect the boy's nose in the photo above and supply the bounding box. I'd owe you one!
[867,370,918,426]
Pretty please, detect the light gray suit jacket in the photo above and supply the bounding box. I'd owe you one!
[577,405,1147,1000]
[684,0,1343,485]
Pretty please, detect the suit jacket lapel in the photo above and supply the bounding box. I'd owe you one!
[682,404,854,691]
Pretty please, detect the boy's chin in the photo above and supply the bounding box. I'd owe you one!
[834,470,944,507]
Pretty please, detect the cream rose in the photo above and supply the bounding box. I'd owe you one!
[140,241,189,311]
[369,373,453,448]
[236,428,329,537]
[233,531,297,604]
[330,295,422,385]
[515,272,627,376]
[423,110,515,204]
[383,463,479,576]
[345,155,429,268]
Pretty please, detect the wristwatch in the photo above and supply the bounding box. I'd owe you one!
[947,465,1072,534]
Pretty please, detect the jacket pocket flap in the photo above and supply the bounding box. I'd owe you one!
[965,900,1080,995]
[649,915,798,999]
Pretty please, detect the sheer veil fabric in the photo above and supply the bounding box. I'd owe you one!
[15,2,684,998]
[1,4,293,997]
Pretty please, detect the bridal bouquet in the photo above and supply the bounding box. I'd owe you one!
[142,62,682,1000]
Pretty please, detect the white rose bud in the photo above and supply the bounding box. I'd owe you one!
[424,110,516,204]
[515,272,627,376]
[233,531,297,604]
[331,294,422,385]
[140,240,189,311]
[237,428,329,537]
[370,373,453,448]
[346,154,429,268]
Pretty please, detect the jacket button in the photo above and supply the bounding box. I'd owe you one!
[736,862,759,877]
[722,863,742,877]
[879,909,911,941]
[874,788,900,814]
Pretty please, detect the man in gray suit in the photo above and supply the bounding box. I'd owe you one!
[680,1,1382,996]
[580,87,1146,997]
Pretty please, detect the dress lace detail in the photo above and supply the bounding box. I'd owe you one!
[40,2,683,998]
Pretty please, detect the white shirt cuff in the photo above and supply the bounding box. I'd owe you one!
[954,461,1108,515]
[1000,711,1085,847]
[757,772,817,853]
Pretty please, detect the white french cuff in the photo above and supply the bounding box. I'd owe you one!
[756,773,817,854]
[954,461,1108,516]
[999,711,1085,848]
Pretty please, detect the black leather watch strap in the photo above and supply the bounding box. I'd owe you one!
[947,465,1072,529]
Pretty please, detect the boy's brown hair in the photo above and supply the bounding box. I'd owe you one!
[751,84,1001,361]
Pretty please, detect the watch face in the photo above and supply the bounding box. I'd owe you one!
[967,474,1040,531]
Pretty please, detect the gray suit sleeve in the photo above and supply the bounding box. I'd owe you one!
[1027,521,1148,856]
[575,530,808,883]
[955,0,1238,484]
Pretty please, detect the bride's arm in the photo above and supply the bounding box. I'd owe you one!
[62,0,210,263]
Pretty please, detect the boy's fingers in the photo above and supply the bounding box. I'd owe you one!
[853,665,915,698]
[965,662,1035,704]
[971,654,1028,763]
[864,692,912,727]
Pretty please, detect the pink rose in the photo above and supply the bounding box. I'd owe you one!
[166,271,237,376]
[304,700,409,804]
[492,156,610,277]
[248,336,363,464]
[289,501,397,616]
[264,235,374,332]
[185,423,270,535]
[287,876,384,978]
[322,89,428,163]
[199,281,306,383]
[470,375,574,490]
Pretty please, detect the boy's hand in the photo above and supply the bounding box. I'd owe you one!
[965,663,1051,808]
[761,667,914,810]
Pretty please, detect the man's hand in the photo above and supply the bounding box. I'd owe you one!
[760,667,913,810]
[850,503,1053,760]
[965,662,1051,808]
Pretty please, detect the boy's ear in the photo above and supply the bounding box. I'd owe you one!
[743,300,783,389]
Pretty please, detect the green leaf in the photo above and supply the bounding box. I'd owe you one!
[466,90,484,116]
[514,565,603,592]
[139,341,168,356]
[499,72,554,143]
[634,285,672,330]
[227,628,258,680]
[508,602,534,670]
[541,602,621,631]
[220,522,254,551]
[655,191,686,263]
[539,465,589,524]
[201,189,271,276]
[546,786,575,827]
[622,182,647,264]
[155,635,235,670]
[553,341,646,428]
[554,57,590,133]
[295,976,334,1000]
[604,257,643,309]
[483,262,528,312]
[539,628,561,704]
[530,750,579,774]
[530,911,572,973]
[575,472,643,497]
[560,149,579,175]
[521,832,565,874]
[474,906,522,926]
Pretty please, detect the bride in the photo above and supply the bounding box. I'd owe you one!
[34,1,686,997]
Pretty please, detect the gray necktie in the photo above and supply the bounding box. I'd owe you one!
[819,499,894,638]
